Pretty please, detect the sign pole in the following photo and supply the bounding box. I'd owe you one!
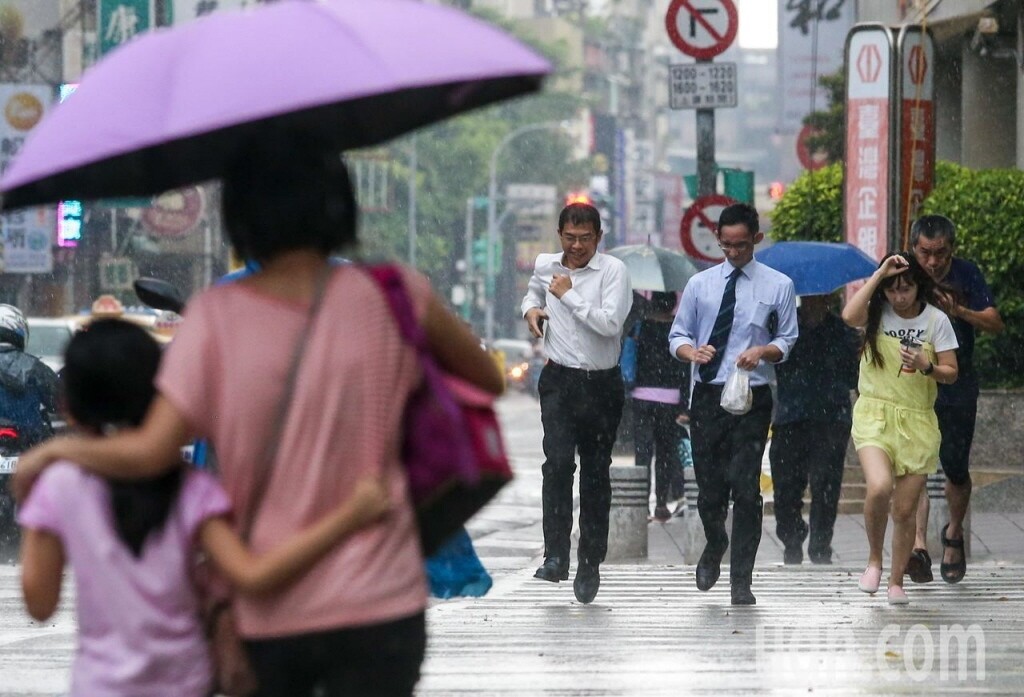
[696,60,716,197]
[664,0,738,200]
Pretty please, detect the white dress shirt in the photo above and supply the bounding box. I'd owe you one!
[521,252,633,370]
[669,259,798,387]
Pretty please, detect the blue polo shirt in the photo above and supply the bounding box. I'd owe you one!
[938,257,996,406]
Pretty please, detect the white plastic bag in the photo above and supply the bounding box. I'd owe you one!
[720,368,753,415]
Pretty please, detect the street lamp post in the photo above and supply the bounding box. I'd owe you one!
[484,121,566,343]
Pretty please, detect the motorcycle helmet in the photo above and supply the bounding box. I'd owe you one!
[0,304,28,350]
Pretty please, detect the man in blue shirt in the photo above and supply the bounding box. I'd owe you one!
[908,215,1003,585]
[669,204,798,605]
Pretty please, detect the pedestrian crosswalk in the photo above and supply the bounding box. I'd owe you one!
[419,564,1024,696]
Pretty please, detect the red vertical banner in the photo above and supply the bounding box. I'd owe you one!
[844,25,895,264]
[896,26,935,249]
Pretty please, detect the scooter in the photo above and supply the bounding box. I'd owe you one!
[134,277,186,315]
[0,419,24,562]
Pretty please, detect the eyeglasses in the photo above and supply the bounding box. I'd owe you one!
[560,232,596,245]
[718,240,753,252]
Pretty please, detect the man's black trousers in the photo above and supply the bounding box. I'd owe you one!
[769,420,850,557]
[632,399,683,508]
[538,362,625,565]
[690,381,773,585]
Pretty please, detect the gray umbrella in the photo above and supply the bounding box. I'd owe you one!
[607,245,700,292]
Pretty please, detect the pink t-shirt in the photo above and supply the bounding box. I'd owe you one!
[157,264,429,638]
[18,464,230,697]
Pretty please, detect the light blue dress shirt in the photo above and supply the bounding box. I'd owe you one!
[669,259,798,387]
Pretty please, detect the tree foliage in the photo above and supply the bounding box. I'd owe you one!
[921,161,1024,387]
[802,71,845,164]
[767,162,843,242]
[356,10,591,298]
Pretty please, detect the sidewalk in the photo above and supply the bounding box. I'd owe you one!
[419,394,1024,695]
[423,514,1024,697]
[420,466,1024,695]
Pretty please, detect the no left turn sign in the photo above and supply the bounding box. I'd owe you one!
[665,0,738,60]
[680,194,736,263]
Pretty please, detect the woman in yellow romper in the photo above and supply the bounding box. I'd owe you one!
[842,253,958,605]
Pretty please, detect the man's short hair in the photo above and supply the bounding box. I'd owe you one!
[558,202,602,233]
[910,214,956,248]
[718,203,759,235]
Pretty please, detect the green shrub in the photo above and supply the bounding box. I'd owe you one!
[768,163,843,242]
[921,162,1024,388]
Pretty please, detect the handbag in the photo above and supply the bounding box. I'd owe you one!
[619,321,641,386]
[367,264,513,556]
[193,266,333,696]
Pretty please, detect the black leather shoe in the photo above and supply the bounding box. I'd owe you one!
[808,549,833,565]
[783,546,803,565]
[695,551,721,591]
[731,583,756,605]
[534,557,569,582]
[573,561,600,604]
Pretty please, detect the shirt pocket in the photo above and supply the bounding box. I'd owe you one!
[752,301,774,330]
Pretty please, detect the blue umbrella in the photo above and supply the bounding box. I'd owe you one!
[756,241,878,296]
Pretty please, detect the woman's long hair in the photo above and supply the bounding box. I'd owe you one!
[862,252,953,368]
[61,320,182,557]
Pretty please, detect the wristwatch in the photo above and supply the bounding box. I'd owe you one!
[921,361,935,376]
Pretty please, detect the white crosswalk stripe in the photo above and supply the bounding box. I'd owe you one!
[421,564,1024,696]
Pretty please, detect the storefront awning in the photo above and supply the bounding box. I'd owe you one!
[904,0,1001,43]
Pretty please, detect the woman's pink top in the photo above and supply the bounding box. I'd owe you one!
[157,264,430,638]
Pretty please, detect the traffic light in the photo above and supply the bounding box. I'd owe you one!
[768,181,786,201]
[472,238,488,270]
[564,191,592,206]
[471,236,503,272]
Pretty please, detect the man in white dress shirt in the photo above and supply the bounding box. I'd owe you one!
[669,203,798,605]
[521,202,632,604]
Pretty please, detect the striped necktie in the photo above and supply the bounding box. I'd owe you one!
[699,267,740,383]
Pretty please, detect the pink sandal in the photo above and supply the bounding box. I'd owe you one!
[858,565,882,594]
[887,585,910,605]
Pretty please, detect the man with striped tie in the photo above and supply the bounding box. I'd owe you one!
[668,203,798,605]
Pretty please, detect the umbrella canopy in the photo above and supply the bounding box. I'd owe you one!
[607,245,700,292]
[0,0,550,210]
[755,241,878,295]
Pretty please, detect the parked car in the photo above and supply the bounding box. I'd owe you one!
[491,338,542,394]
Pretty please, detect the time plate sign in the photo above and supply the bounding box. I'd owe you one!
[669,62,738,110]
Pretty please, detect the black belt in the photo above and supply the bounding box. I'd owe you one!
[694,381,771,393]
[546,361,620,380]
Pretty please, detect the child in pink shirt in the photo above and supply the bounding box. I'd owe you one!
[19,320,389,697]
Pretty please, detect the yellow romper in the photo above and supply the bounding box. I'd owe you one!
[850,333,940,477]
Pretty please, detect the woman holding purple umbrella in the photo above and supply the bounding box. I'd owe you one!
[15,131,504,696]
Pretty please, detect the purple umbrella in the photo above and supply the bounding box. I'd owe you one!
[0,0,550,210]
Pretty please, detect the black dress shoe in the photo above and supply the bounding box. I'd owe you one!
[731,583,756,605]
[534,557,569,582]
[695,551,721,592]
[573,561,600,604]
[783,546,803,565]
